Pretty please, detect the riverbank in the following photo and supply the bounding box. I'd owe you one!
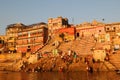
[0,37,120,72]
[0,53,117,72]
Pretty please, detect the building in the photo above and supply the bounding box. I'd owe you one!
[0,35,8,53]
[93,48,106,62]
[105,22,120,39]
[16,22,48,53]
[6,23,26,38]
[6,23,26,52]
[76,25,105,38]
[0,36,5,53]
[112,36,120,51]
[54,27,76,42]
[75,20,105,41]
[48,16,69,36]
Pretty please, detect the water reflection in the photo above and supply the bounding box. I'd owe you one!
[0,71,120,80]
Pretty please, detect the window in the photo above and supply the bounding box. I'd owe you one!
[113,27,116,30]
[53,23,58,26]
[0,40,3,44]
[27,46,31,52]
[76,33,79,37]
[99,30,101,32]
[107,28,109,30]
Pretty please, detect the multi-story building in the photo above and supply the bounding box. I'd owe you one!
[48,16,69,36]
[76,20,105,38]
[76,26,105,37]
[16,22,48,53]
[75,20,108,43]
[6,23,26,52]
[105,22,120,38]
[6,23,26,38]
[5,17,120,54]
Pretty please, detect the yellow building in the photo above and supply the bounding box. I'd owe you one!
[6,23,26,52]
[105,22,120,38]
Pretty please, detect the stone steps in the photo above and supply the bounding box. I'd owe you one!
[35,36,96,55]
[109,53,120,70]
[0,63,13,67]
[73,38,95,55]
[103,61,116,71]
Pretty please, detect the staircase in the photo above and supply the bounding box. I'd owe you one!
[58,41,73,53]
[72,36,96,55]
[109,52,120,70]
[103,61,116,71]
[40,40,56,53]
[32,35,96,55]
[33,36,58,54]
[58,36,96,55]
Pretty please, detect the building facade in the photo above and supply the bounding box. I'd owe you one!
[3,16,120,54]
[48,16,69,36]
[6,23,26,38]
[76,20,105,38]
[76,25,105,38]
[54,27,76,41]
[16,22,48,53]
[6,23,26,52]
[105,23,120,39]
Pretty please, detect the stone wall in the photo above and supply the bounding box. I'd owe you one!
[0,53,22,61]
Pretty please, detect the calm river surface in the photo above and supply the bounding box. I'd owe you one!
[0,71,120,80]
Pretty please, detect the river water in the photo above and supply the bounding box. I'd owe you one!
[0,71,120,80]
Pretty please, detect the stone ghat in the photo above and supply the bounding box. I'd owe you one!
[0,53,117,72]
[0,55,89,72]
[20,55,110,72]
[22,56,88,72]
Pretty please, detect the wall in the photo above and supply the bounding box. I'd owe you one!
[76,26,105,38]
[55,27,75,41]
[16,25,48,53]
[93,49,106,62]
[0,53,22,60]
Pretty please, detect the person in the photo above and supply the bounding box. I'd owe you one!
[73,51,77,58]
[85,57,93,73]
[36,52,40,60]
[68,49,71,56]
[105,53,109,61]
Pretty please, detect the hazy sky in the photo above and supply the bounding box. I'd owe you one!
[0,0,120,34]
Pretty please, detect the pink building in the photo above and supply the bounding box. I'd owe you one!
[76,26,105,38]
